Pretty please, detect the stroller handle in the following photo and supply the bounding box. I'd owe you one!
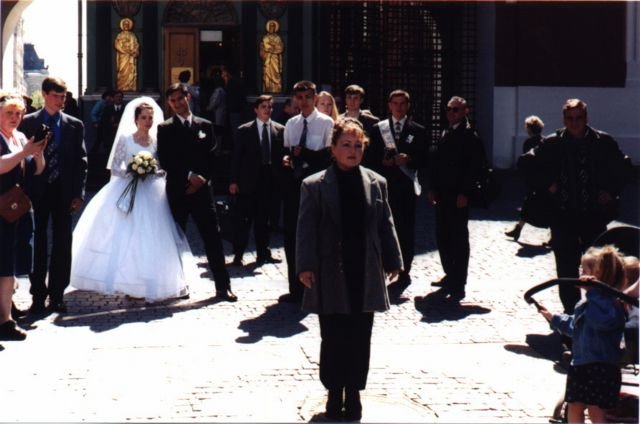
[524,278,639,308]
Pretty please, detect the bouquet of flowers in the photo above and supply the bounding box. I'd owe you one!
[117,151,159,214]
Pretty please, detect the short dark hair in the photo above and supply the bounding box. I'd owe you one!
[345,84,365,97]
[165,82,189,98]
[293,80,317,95]
[42,77,67,94]
[253,95,273,109]
[388,89,410,103]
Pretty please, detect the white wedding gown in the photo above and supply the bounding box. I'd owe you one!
[70,134,197,301]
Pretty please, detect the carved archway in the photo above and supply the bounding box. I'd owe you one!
[162,0,239,27]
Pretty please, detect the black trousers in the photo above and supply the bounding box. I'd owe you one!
[434,196,470,297]
[232,167,273,259]
[318,313,374,391]
[170,187,230,291]
[550,214,606,313]
[388,180,416,279]
[282,172,303,298]
[29,180,73,303]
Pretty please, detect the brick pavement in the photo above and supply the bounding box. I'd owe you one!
[1,172,637,422]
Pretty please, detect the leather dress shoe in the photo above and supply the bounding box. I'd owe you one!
[230,256,244,266]
[278,293,302,304]
[504,224,523,241]
[256,255,282,265]
[28,299,47,315]
[325,389,343,420]
[216,289,238,302]
[49,301,68,313]
[0,320,27,341]
[431,276,448,287]
[11,302,27,319]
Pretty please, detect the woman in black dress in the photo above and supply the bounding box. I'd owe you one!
[0,93,46,340]
[505,115,545,241]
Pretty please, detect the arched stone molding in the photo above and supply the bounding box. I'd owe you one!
[162,0,239,27]
[2,0,33,89]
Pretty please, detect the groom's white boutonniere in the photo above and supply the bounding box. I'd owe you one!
[406,134,414,144]
[198,130,206,140]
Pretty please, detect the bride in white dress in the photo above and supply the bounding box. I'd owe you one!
[70,97,196,301]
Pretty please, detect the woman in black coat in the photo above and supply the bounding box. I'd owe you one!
[505,115,546,241]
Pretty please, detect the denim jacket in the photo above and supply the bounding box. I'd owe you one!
[550,288,626,366]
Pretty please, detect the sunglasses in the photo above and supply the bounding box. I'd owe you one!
[446,106,460,113]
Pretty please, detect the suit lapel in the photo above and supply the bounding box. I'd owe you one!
[320,167,341,229]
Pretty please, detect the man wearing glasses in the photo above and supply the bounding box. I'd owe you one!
[427,96,486,306]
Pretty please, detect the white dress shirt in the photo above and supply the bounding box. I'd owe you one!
[283,109,333,151]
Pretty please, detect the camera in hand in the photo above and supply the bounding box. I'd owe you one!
[384,148,397,160]
[34,123,52,143]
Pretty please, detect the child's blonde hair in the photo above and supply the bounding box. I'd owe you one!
[583,245,627,290]
[580,247,600,276]
[622,255,639,287]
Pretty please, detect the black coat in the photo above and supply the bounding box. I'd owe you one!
[157,115,216,203]
[18,110,87,202]
[427,119,485,197]
[367,117,427,189]
[231,120,285,194]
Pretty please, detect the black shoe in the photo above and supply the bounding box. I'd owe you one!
[431,276,448,288]
[28,299,47,315]
[325,389,343,420]
[215,289,238,302]
[11,302,27,319]
[49,301,68,314]
[0,320,27,341]
[256,255,283,265]
[344,389,362,421]
[230,256,244,267]
[504,224,522,241]
[278,293,302,304]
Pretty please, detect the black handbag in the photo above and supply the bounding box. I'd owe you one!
[520,190,553,228]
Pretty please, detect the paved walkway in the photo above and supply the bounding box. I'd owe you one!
[2,172,638,422]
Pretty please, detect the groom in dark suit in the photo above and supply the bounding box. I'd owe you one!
[157,83,237,302]
[229,95,284,266]
[19,77,88,314]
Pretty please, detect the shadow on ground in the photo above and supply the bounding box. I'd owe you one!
[236,302,309,343]
[414,295,491,323]
[42,290,222,332]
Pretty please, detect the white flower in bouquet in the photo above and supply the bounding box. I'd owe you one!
[137,167,146,175]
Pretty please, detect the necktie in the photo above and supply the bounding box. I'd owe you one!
[45,117,60,183]
[184,119,190,129]
[293,119,308,179]
[299,119,308,148]
[394,120,401,142]
[261,123,270,165]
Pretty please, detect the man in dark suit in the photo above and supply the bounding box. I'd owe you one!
[19,77,88,314]
[427,96,486,305]
[98,90,125,153]
[229,95,284,266]
[338,84,379,137]
[369,90,427,291]
[157,83,237,302]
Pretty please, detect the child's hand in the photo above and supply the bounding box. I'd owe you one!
[536,303,553,322]
[578,274,596,290]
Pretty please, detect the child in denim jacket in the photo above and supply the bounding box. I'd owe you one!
[538,245,627,423]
